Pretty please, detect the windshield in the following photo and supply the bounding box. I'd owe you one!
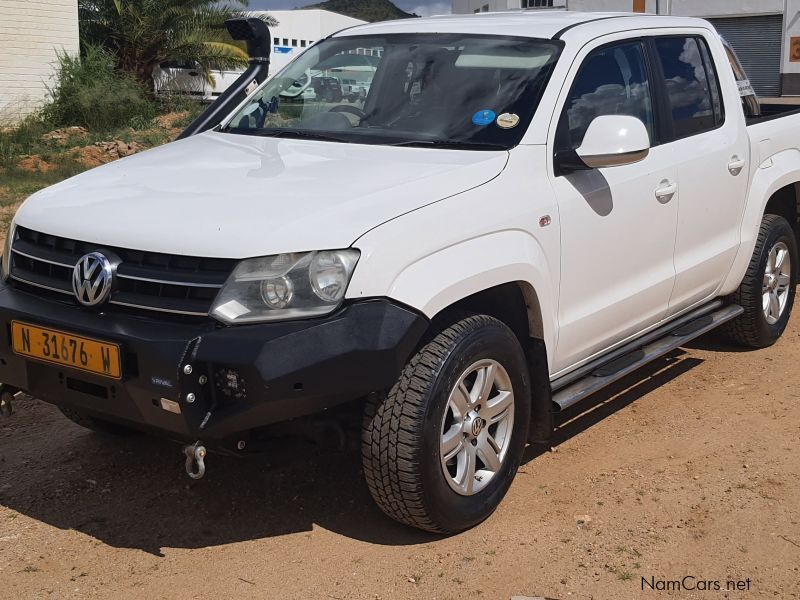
[223,34,562,149]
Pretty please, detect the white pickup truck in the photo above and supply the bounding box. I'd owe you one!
[3,12,800,534]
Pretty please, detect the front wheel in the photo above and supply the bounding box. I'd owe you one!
[361,315,531,533]
[723,213,797,347]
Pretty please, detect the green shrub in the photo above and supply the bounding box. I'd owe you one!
[43,45,156,131]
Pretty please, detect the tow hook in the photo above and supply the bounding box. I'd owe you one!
[0,387,16,418]
[183,441,207,480]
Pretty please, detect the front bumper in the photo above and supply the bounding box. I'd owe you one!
[0,284,428,450]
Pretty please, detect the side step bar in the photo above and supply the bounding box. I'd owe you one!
[551,302,743,412]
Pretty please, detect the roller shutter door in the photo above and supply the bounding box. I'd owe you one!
[707,15,783,97]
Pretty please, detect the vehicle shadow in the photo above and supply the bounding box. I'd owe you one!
[0,401,440,555]
[522,349,703,465]
[1,351,704,556]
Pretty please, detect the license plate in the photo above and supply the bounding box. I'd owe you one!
[11,321,122,380]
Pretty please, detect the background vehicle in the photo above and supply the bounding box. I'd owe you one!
[311,76,343,102]
[3,12,800,535]
[153,61,243,102]
[341,78,370,102]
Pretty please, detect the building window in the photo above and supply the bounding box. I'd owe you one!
[273,37,279,45]
[522,0,554,7]
[282,38,289,46]
[292,39,298,47]
[301,40,307,48]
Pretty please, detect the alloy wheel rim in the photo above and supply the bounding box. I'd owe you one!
[439,359,515,496]
[762,241,792,325]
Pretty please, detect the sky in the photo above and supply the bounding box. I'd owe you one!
[249,0,453,18]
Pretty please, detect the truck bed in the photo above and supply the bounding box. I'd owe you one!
[746,106,800,165]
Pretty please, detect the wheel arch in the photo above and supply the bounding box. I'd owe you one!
[722,149,800,294]
[428,281,554,445]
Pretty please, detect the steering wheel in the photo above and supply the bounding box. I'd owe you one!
[329,105,366,119]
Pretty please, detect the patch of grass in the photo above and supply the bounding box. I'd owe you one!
[618,571,634,581]
[1,156,87,199]
[0,117,53,166]
[134,128,173,147]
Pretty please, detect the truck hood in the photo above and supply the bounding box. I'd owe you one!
[15,131,508,258]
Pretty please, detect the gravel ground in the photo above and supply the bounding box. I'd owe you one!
[1,311,799,599]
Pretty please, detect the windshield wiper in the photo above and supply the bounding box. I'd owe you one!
[390,140,508,151]
[223,128,352,144]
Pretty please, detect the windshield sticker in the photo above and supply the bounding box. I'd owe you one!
[472,110,496,126]
[496,113,520,129]
[737,79,756,97]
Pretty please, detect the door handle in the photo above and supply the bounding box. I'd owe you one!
[728,156,746,176]
[655,180,677,203]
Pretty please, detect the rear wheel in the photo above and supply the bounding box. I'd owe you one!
[361,315,531,533]
[59,406,134,436]
[723,213,797,347]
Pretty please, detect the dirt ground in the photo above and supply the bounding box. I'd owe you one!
[1,307,799,599]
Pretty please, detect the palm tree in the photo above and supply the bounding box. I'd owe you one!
[79,0,278,91]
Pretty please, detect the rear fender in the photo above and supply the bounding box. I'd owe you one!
[721,148,800,295]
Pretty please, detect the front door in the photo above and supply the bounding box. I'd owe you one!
[549,38,680,374]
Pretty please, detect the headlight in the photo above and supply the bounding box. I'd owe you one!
[1,221,15,282]
[211,249,360,324]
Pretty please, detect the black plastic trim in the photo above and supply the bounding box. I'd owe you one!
[552,15,635,41]
[0,283,429,448]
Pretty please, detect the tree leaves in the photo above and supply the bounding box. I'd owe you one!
[78,0,278,90]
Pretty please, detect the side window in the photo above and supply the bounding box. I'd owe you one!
[654,36,724,139]
[556,41,654,154]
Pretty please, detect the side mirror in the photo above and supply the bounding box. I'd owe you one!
[576,115,650,169]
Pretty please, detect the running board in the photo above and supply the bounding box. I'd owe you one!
[551,303,743,412]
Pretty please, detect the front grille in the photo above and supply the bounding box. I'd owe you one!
[9,226,236,318]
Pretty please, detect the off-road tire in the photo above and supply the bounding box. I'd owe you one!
[361,315,531,533]
[723,213,797,347]
[59,406,134,436]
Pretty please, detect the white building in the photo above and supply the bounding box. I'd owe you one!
[452,0,800,97]
[258,9,367,75]
[0,0,79,124]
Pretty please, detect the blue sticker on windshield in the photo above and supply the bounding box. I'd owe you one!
[472,110,496,126]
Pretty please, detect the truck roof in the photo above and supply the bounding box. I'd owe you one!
[334,11,714,42]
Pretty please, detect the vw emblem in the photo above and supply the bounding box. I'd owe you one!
[471,418,484,437]
[72,252,114,307]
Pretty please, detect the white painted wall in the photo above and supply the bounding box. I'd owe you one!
[667,0,783,17]
[783,0,800,72]
[0,0,79,124]
[453,0,783,15]
[257,9,366,74]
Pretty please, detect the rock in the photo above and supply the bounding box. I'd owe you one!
[16,155,54,173]
[93,140,143,159]
[41,126,88,145]
[575,515,592,529]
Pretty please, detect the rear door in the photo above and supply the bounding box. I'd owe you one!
[549,38,680,373]
[652,35,750,315]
